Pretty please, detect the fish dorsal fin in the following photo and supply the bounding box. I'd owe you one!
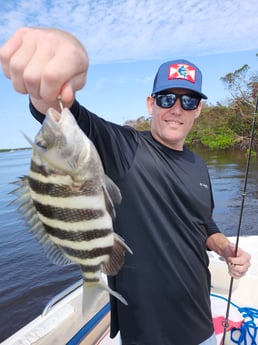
[102,233,132,276]
[102,175,122,219]
[10,176,72,266]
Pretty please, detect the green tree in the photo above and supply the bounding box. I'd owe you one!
[124,116,151,131]
[220,59,258,148]
[220,62,258,111]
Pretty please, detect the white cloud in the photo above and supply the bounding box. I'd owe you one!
[0,0,257,64]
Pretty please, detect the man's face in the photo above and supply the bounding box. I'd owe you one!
[147,88,202,150]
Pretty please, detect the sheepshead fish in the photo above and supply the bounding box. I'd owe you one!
[11,107,132,310]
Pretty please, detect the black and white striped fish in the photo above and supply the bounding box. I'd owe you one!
[11,107,132,310]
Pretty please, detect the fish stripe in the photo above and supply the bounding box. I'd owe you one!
[82,272,100,280]
[81,264,100,273]
[29,169,73,185]
[29,189,105,211]
[33,200,104,222]
[60,245,112,259]
[37,212,112,231]
[66,254,110,266]
[44,224,112,241]
[29,177,72,197]
[46,234,113,251]
[84,277,99,283]
[29,175,101,197]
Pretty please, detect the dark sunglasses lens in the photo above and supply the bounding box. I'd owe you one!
[181,95,200,110]
[156,94,176,108]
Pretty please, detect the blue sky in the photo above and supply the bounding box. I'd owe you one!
[0,0,257,149]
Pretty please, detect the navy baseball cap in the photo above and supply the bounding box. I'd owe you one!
[151,59,208,99]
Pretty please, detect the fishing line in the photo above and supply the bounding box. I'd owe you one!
[221,96,258,345]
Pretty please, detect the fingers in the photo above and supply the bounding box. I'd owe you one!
[0,27,29,78]
[9,34,39,95]
[60,75,86,104]
[228,262,248,279]
[227,249,251,279]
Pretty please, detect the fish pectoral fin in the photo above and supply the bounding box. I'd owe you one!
[104,175,122,205]
[102,175,122,219]
[102,233,133,276]
[82,279,128,313]
[99,279,128,306]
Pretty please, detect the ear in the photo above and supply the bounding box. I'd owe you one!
[194,101,203,119]
[194,112,200,119]
[146,96,155,115]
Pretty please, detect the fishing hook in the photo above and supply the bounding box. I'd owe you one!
[221,96,258,345]
[57,95,64,111]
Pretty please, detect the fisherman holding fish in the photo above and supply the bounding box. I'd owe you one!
[0,28,251,345]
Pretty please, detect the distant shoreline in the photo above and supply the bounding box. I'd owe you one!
[0,147,31,153]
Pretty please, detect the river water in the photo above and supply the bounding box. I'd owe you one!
[0,148,257,341]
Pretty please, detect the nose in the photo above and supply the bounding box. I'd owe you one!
[170,98,182,114]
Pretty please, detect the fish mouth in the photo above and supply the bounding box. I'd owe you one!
[33,108,63,151]
[46,108,62,124]
[43,107,65,137]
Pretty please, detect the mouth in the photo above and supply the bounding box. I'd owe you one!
[165,119,183,126]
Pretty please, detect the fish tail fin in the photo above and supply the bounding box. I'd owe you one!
[82,281,103,314]
[82,278,128,314]
[102,233,133,276]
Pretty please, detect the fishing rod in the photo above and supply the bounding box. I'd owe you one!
[220,96,258,345]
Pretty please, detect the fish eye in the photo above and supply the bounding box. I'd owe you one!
[36,139,47,149]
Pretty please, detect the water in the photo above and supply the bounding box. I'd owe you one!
[0,148,257,341]
[198,148,258,237]
[0,150,81,341]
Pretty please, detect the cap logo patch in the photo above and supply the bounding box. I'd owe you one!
[168,64,196,83]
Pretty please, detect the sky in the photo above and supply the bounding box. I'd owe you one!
[0,0,257,149]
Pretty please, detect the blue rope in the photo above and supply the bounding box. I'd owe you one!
[210,293,258,345]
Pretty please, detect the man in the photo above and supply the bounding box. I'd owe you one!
[0,28,251,345]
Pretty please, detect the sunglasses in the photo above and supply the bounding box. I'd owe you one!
[154,93,201,111]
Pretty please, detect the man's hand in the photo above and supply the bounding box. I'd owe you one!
[222,242,251,279]
[206,233,251,279]
[0,27,89,113]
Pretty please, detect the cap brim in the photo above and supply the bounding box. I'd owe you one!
[152,85,208,99]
